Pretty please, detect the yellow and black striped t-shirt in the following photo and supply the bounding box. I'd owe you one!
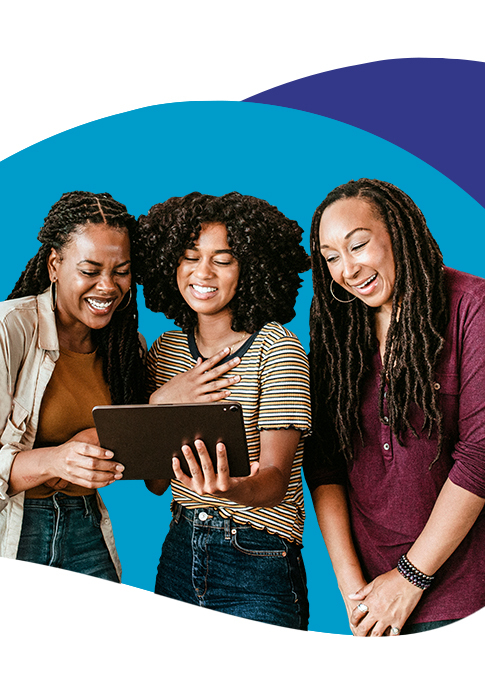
[147,322,311,544]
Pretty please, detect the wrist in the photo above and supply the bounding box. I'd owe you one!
[10,448,57,493]
[335,565,367,596]
[397,553,435,590]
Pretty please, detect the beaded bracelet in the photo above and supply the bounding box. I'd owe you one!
[397,554,435,590]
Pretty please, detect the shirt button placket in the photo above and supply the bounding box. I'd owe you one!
[382,388,392,460]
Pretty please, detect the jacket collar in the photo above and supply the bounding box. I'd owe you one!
[37,289,60,356]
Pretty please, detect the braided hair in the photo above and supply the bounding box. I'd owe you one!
[9,191,146,404]
[309,179,448,467]
[135,191,310,333]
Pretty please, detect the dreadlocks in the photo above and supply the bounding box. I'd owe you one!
[309,179,448,467]
[8,191,146,404]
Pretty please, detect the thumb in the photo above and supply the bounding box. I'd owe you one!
[248,461,260,478]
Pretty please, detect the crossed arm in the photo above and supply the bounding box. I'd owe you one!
[312,480,485,636]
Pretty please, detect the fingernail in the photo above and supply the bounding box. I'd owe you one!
[105,450,114,458]
[116,464,124,472]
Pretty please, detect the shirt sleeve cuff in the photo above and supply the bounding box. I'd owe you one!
[0,445,20,511]
[449,441,485,498]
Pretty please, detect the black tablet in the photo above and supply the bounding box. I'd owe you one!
[92,402,250,480]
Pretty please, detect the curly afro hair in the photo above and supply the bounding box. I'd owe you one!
[135,191,310,333]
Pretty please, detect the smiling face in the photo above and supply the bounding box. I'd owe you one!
[319,197,396,313]
[176,222,240,321]
[47,223,132,344]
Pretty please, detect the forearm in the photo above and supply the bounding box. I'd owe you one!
[220,465,288,507]
[406,478,485,575]
[8,448,56,495]
[311,483,365,593]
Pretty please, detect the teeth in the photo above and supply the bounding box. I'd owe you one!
[87,298,113,309]
[192,285,216,294]
[356,274,377,289]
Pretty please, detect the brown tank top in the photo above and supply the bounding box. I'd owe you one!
[27,347,111,498]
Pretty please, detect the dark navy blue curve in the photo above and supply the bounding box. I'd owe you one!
[245,58,485,209]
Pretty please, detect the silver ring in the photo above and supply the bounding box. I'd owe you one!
[357,603,369,613]
[390,626,401,635]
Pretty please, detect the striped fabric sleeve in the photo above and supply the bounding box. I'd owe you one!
[258,335,311,436]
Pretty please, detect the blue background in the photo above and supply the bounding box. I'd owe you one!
[1,97,484,635]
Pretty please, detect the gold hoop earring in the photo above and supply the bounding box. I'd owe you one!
[50,280,58,311]
[330,279,356,303]
[116,287,132,312]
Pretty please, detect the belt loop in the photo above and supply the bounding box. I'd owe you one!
[224,519,231,541]
[83,495,90,517]
[173,502,183,524]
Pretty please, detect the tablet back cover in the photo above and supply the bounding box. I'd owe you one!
[93,402,250,480]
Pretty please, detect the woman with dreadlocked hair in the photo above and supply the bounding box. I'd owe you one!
[136,191,311,629]
[304,178,485,635]
[0,191,145,581]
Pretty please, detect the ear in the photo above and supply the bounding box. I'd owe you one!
[47,248,61,282]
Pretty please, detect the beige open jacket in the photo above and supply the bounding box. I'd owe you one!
[0,289,121,578]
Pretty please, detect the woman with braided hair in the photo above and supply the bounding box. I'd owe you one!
[304,178,485,635]
[0,191,145,580]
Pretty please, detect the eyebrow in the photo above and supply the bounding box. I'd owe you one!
[320,227,370,250]
[77,259,131,267]
[186,247,234,255]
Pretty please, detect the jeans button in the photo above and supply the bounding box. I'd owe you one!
[199,511,208,521]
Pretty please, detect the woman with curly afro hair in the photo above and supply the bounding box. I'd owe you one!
[135,191,312,629]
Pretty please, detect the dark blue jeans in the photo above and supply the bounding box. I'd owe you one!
[16,493,119,582]
[155,503,309,630]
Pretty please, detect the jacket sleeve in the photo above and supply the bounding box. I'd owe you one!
[0,316,27,510]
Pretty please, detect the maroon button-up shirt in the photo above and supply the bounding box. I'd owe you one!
[305,267,485,623]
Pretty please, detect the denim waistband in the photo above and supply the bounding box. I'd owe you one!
[171,503,301,554]
[172,502,236,530]
[171,502,297,544]
[24,493,98,510]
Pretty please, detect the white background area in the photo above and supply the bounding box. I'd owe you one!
[1,2,484,687]
[2,0,485,162]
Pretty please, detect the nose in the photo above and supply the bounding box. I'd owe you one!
[194,257,214,280]
[96,273,118,294]
[340,255,361,282]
